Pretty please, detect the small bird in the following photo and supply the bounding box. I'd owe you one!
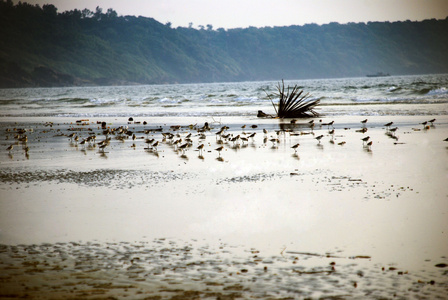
[99,143,107,152]
[356,127,368,133]
[152,141,159,151]
[270,138,279,146]
[361,136,370,144]
[384,122,393,128]
[67,133,76,140]
[366,140,373,149]
[323,121,334,129]
[6,145,13,152]
[263,128,268,134]
[338,141,346,146]
[197,144,204,152]
[178,143,188,154]
[429,119,436,125]
[248,132,256,140]
[291,143,300,152]
[315,135,324,143]
[389,127,398,135]
[444,138,448,142]
[361,119,368,125]
[215,146,224,156]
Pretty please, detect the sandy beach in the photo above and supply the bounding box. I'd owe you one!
[1,114,448,299]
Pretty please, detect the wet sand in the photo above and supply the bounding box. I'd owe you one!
[1,115,448,298]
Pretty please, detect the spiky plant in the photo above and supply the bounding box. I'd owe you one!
[266,80,320,118]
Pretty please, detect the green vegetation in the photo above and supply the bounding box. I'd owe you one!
[1,0,447,87]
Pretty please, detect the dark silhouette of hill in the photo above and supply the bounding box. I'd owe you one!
[1,0,447,87]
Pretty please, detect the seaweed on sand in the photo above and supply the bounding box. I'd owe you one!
[264,80,320,118]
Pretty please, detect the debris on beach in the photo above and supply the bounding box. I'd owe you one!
[260,80,320,118]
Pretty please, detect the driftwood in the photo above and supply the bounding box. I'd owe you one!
[261,80,320,118]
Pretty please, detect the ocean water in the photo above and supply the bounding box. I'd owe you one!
[1,74,447,118]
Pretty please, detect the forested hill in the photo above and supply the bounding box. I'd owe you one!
[1,1,448,87]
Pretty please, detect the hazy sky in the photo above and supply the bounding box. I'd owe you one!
[14,0,448,29]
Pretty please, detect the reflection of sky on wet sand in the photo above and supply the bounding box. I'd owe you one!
[1,115,447,275]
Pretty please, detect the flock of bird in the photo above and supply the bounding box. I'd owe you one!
[4,117,445,161]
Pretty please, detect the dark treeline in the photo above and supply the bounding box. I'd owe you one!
[1,0,448,87]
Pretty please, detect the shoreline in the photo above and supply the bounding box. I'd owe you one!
[1,114,448,298]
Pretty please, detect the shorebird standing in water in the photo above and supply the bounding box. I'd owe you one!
[356,127,368,133]
[197,143,204,155]
[291,143,300,153]
[248,132,256,141]
[99,143,107,153]
[361,119,368,127]
[322,121,334,129]
[315,135,324,144]
[270,138,279,147]
[389,127,399,136]
[152,141,159,151]
[328,129,335,144]
[215,146,224,157]
[361,136,370,145]
[6,144,13,153]
[178,143,188,154]
[384,122,393,129]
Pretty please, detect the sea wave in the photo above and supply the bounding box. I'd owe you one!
[427,87,448,95]
[1,74,447,118]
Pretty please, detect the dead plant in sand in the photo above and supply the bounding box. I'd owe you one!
[264,80,320,118]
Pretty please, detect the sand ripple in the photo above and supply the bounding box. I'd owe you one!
[0,169,193,189]
[1,239,447,299]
